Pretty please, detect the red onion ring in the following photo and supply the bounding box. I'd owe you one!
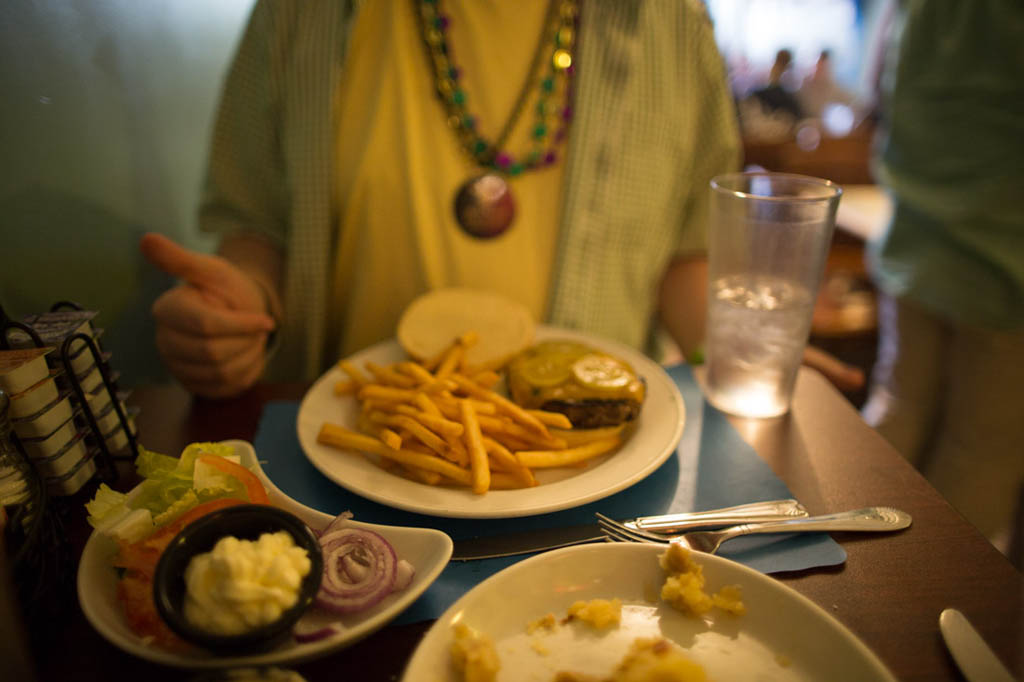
[319,510,354,537]
[293,620,344,643]
[316,527,397,614]
[393,559,415,592]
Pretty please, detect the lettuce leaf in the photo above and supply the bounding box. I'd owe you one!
[152,489,199,527]
[131,478,192,516]
[176,442,237,478]
[127,442,239,517]
[85,484,156,542]
[134,446,179,480]
[193,457,246,499]
[85,484,128,528]
[84,441,255,543]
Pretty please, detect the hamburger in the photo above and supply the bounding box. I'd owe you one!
[396,288,645,434]
[505,340,646,430]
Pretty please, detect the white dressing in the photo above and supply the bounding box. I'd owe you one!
[183,531,312,635]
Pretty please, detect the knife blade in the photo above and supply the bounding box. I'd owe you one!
[451,523,606,560]
[939,608,1015,682]
[450,499,808,561]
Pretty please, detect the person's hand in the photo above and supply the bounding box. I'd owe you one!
[802,345,865,393]
[139,233,277,398]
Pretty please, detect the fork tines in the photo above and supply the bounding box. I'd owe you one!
[595,513,669,544]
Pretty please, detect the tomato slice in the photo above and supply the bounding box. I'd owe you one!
[142,497,248,550]
[115,497,249,577]
[111,544,161,574]
[197,453,270,505]
[118,570,187,650]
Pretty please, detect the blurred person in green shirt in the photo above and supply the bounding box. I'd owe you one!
[863,0,1024,558]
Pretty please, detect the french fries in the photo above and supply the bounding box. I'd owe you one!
[316,333,625,495]
[516,437,622,468]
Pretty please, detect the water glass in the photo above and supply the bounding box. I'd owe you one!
[704,172,841,418]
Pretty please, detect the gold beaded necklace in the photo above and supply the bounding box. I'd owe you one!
[415,0,579,238]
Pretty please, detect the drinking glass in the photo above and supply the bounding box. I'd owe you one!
[704,172,841,418]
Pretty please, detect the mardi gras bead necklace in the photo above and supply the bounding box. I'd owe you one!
[415,0,578,238]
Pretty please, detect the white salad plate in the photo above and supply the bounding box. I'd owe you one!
[296,326,686,519]
[403,543,896,681]
[76,439,453,669]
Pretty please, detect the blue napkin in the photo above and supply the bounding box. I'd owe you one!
[253,364,845,624]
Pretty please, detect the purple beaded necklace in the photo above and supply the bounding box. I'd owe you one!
[415,0,578,238]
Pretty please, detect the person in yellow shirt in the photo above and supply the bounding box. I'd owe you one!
[141,0,863,398]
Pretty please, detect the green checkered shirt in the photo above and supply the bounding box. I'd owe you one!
[200,0,740,380]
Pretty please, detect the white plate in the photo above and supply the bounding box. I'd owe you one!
[76,440,453,669]
[402,543,897,682]
[296,326,686,518]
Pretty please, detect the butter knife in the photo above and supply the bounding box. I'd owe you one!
[450,499,807,561]
[939,608,1015,682]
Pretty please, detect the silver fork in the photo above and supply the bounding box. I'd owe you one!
[629,498,808,533]
[596,507,912,554]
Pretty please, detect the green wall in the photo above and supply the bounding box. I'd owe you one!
[0,0,255,386]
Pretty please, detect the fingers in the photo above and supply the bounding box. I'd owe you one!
[802,346,866,392]
[140,232,272,317]
[140,232,218,286]
[152,284,274,336]
[162,334,268,398]
[150,284,273,397]
[155,324,262,366]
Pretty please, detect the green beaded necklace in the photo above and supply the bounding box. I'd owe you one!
[415,0,579,238]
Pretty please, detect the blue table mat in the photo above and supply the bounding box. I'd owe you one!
[253,364,845,625]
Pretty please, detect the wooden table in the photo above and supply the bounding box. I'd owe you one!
[31,369,1022,681]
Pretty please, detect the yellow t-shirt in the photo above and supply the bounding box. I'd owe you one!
[328,0,565,358]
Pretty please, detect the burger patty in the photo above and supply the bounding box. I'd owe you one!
[540,398,643,429]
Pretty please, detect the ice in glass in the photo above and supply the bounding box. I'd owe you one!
[704,173,841,418]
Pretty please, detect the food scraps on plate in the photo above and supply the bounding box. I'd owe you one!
[449,545,744,682]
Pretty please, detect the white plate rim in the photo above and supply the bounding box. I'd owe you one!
[76,439,453,669]
[401,543,897,682]
[295,326,685,518]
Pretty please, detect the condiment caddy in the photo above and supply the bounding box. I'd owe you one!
[0,302,140,497]
[1,300,143,651]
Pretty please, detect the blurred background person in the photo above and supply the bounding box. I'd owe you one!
[862,0,1024,558]
[797,49,857,120]
[749,47,803,121]
[767,47,801,92]
[725,53,759,101]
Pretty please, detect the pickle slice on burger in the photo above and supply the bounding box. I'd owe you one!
[506,340,646,430]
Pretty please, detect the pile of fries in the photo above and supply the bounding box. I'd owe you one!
[316,332,623,494]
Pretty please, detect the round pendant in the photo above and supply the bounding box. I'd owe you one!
[453,174,516,239]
